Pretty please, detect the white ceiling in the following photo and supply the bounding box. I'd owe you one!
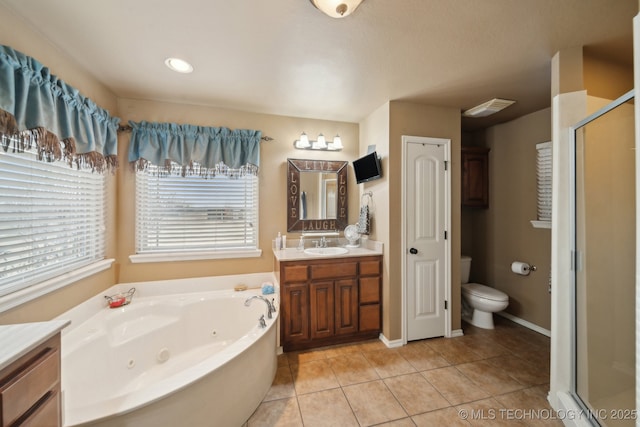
[1,0,636,131]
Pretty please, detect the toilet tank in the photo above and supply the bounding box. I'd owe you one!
[461,256,472,284]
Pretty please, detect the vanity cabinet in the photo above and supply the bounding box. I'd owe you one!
[278,255,382,352]
[0,334,62,427]
[461,146,490,208]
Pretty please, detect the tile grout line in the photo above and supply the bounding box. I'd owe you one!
[257,319,553,426]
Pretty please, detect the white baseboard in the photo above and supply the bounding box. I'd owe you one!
[449,329,464,338]
[379,333,403,348]
[496,311,551,337]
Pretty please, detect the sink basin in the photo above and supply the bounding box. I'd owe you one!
[304,247,349,256]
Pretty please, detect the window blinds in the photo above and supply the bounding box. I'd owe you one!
[0,145,106,297]
[536,141,552,222]
[135,165,258,254]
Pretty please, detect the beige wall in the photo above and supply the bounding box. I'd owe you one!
[461,49,633,334]
[360,101,461,341]
[549,35,635,410]
[0,1,361,322]
[0,3,119,324]
[359,102,391,334]
[463,108,552,330]
[388,101,462,338]
[117,98,360,282]
[584,52,634,100]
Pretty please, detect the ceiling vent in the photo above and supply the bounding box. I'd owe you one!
[462,98,515,118]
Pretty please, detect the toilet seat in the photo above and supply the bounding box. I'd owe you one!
[462,283,508,302]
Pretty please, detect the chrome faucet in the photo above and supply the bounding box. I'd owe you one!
[244,295,276,319]
[312,236,329,248]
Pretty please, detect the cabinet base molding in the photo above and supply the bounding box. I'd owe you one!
[283,331,379,353]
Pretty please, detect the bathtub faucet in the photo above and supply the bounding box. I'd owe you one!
[244,295,276,319]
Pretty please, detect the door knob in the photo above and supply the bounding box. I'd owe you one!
[409,248,418,255]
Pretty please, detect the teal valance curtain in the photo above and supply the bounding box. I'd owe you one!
[128,120,261,177]
[0,45,120,172]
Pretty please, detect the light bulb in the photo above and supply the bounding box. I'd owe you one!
[297,132,310,148]
[332,134,343,149]
[315,133,327,149]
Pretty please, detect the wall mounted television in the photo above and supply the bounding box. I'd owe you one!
[353,151,382,184]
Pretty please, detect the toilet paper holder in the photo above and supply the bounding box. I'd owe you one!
[511,261,537,275]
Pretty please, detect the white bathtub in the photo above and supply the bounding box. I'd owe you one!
[56,273,279,427]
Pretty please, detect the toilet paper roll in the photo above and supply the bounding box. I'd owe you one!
[511,261,530,276]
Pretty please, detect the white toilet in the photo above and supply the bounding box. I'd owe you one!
[461,256,509,329]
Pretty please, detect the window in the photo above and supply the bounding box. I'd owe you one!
[134,163,259,259]
[0,140,106,297]
[532,141,552,228]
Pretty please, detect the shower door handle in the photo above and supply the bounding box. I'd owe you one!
[409,248,418,255]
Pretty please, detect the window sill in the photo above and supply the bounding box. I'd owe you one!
[0,259,115,314]
[129,249,262,264]
[530,220,552,229]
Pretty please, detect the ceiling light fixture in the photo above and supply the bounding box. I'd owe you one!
[309,0,365,18]
[164,57,194,74]
[462,98,515,118]
[294,132,343,151]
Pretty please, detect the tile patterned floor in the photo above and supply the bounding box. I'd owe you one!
[246,318,561,426]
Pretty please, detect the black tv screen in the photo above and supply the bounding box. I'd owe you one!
[353,151,382,184]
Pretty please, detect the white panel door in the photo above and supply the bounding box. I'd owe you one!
[406,138,447,341]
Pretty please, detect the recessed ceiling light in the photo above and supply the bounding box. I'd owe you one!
[164,57,194,74]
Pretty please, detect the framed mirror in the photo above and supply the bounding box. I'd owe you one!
[287,158,348,232]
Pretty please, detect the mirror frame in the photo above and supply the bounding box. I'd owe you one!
[287,158,348,232]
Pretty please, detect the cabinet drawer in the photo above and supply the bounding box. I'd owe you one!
[1,347,59,427]
[359,259,381,276]
[310,262,357,280]
[359,304,381,332]
[282,265,308,282]
[21,390,60,427]
[359,277,380,304]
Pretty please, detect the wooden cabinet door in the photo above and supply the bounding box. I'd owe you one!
[310,281,335,339]
[359,304,381,331]
[282,283,310,343]
[462,147,489,208]
[335,279,358,335]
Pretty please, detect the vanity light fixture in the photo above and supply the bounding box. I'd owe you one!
[294,132,343,151]
[164,57,194,74]
[309,0,365,18]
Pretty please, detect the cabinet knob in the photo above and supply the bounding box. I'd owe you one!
[409,248,418,255]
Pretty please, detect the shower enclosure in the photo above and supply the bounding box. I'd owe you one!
[571,90,635,426]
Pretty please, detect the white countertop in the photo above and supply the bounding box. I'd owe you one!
[0,320,70,371]
[273,239,383,262]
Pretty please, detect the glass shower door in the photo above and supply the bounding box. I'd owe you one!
[572,92,635,426]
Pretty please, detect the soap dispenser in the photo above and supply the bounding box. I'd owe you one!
[275,232,282,250]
